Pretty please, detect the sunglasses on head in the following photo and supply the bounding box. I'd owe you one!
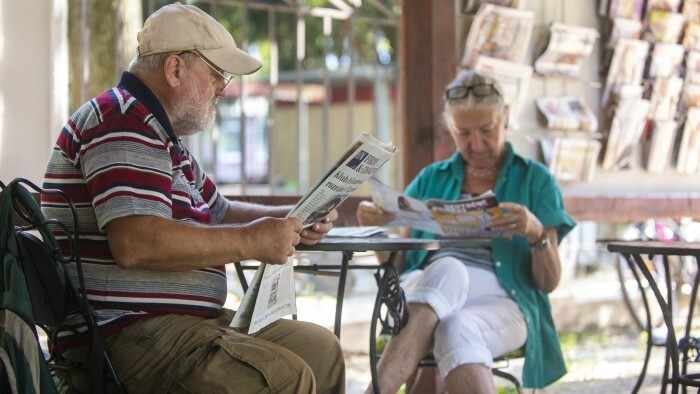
[445,83,501,100]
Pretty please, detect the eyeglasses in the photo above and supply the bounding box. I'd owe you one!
[445,83,501,100]
[178,51,235,90]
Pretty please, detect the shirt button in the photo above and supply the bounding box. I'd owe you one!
[511,289,516,295]
[495,261,502,267]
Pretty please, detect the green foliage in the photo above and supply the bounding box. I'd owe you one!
[142,0,398,76]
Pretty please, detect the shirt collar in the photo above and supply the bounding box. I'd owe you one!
[117,71,179,144]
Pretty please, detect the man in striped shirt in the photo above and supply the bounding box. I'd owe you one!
[42,3,345,393]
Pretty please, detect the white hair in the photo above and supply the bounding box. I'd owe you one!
[128,52,197,77]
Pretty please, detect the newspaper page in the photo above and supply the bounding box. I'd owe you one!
[534,23,599,79]
[461,4,534,67]
[368,177,505,238]
[231,132,397,334]
[536,96,598,132]
[473,56,533,130]
[368,177,443,234]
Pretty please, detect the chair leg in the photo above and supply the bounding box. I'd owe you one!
[492,368,523,394]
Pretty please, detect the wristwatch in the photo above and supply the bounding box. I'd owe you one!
[530,229,549,251]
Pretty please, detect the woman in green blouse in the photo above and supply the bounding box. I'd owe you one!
[357,70,576,393]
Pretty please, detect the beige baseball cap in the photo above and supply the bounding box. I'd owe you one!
[137,2,262,75]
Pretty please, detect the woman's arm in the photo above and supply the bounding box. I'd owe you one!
[528,227,561,293]
[490,202,562,293]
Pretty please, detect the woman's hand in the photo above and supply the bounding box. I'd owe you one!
[356,200,395,226]
[300,209,338,245]
[490,202,561,293]
[489,202,543,242]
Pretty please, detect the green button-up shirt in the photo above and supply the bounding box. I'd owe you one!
[403,142,576,388]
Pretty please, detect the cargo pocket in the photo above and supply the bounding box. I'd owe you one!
[172,331,314,394]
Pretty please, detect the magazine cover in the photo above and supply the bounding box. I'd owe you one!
[649,43,684,78]
[648,76,683,120]
[684,24,700,52]
[545,137,602,182]
[534,23,599,79]
[647,10,684,44]
[602,38,649,107]
[645,0,681,12]
[368,177,505,238]
[602,96,651,170]
[645,119,678,173]
[684,51,700,109]
[461,4,534,67]
[426,194,505,238]
[606,17,643,48]
[677,108,700,174]
[607,0,645,20]
[683,0,700,24]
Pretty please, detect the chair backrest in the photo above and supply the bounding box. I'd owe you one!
[0,179,59,394]
[1,178,124,393]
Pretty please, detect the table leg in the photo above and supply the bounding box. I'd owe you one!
[369,253,409,394]
[678,257,700,389]
[624,253,654,394]
[631,253,680,394]
[332,251,353,338]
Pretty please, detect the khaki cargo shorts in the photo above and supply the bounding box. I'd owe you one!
[57,309,345,394]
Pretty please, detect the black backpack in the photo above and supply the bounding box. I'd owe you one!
[1,178,124,393]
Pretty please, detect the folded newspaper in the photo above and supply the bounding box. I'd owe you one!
[368,177,505,238]
[230,133,397,334]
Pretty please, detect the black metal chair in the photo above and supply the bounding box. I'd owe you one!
[2,178,124,393]
[370,262,523,394]
[374,331,524,394]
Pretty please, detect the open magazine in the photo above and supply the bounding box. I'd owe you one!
[368,177,505,238]
[230,133,397,334]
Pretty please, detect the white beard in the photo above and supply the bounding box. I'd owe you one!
[171,78,218,137]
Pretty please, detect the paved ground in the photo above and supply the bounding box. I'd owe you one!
[342,329,673,394]
[228,251,698,393]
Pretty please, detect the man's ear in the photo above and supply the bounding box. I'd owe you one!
[163,54,184,88]
[502,105,510,126]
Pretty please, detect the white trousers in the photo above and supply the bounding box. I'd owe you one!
[401,257,527,379]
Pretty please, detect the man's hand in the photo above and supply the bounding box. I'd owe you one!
[356,200,394,226]
[244,217,303,264]
[300,209,338,245]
